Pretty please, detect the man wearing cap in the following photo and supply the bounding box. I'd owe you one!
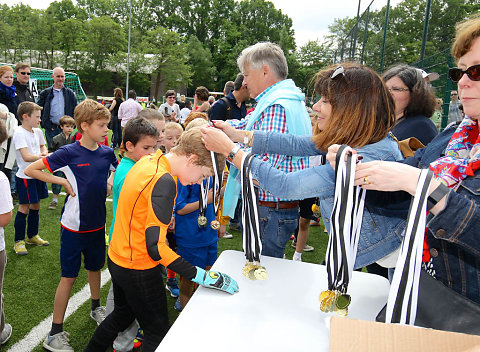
[417,68,440,84]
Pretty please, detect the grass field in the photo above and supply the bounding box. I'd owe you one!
[2,192,328,351]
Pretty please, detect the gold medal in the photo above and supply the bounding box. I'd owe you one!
[210,220,220,230]
[197,216,207,227]
[253,266,268,280]
[319,290,336,312]
[311,204,320,213]
[334,307,348,317]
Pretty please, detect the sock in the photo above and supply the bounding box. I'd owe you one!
[27,209,39,238]
[14,211,27,242]
[91,298,100,311]
[293,251,302,261]
[50,322,63,336]
[167,269,176,280]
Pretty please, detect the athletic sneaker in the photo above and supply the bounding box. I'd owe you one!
[0,324,12,345]
[90,306,106,325]
[174,298,182,312]
[26,235,50,246]
[166,278,179,298]
[223,232,233,239]
[43,331,73,352]
[48,201,58,210]
[291,241,314,252]
[14,241,28,255]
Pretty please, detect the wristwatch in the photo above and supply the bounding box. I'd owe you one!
[227,144,241,163]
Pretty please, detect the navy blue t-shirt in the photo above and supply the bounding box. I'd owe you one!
[391,114,438,146]
[209,92,247,121]
[44,141,118,232]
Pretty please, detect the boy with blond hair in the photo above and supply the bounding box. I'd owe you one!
[12,101,50,256]
[85,127,238,351]
[48,115,76,210]
[163,121,183,153]
[25,99,118,352]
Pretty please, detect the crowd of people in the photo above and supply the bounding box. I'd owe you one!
[0,11,478,352]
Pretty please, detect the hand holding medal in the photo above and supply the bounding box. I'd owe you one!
[240,152,268,281]
[319,145,365,316]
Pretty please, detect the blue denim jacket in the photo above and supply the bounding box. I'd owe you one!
[251,132,405,268]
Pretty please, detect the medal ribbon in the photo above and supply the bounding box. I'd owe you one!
[210,151,224,217]
[240,152,262,263]
[385,169,433,325]
[326,145,365,292]
[198,177,210,226]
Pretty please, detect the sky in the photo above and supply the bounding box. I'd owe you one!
[0,0,404,47]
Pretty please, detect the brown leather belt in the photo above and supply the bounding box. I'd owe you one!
[258,200,299,209]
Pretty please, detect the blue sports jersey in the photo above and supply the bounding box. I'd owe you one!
[174,179,218,248]
[44,141,118,232]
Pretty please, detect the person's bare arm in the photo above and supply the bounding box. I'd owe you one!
[0,211,12,227]
[18,147,45,162]
[108,100,117,112]
[25,159,75,196]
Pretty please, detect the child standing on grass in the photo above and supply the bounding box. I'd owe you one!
[105,117,159,352]
[12,101,50,256]
[25,99,118,352]
[0,120,12,345]
[173,118,221,311]
[47,115,75,210]
[85,127,238,352]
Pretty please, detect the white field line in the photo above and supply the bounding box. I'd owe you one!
[47,190,113,202]
[7,269,111,352]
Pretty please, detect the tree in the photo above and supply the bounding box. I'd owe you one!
[186,36,217,94]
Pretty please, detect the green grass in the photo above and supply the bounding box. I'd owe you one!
[3,193,328,351]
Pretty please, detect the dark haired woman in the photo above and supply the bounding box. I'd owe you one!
[202,63,406,268]
[109,88,124,149]
[383,64,438,145]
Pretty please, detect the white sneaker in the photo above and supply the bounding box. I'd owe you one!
[223,232,233,239]
[90,306,106,325]
[43,331,73,352]
[0,323,12,345]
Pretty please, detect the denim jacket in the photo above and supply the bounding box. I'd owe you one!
[251,131,405,268]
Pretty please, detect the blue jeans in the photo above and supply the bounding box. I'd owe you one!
[51,171,66,195]
[259,205,299,258]
[111,115,122,148]
[45,125,62,149]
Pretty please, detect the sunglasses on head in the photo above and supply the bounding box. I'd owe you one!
[448,64,480,82]
[19,72,31,76]
[330,66,345,80]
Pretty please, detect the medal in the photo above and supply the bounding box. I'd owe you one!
[240,152,267,281]
[210,220,220,230]
[320,147,366,318]
[311,201,321,218]
[197,216,207,227]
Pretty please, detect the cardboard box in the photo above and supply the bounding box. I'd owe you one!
[330,316,480,352]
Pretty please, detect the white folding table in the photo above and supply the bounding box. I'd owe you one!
[158,250,390,351]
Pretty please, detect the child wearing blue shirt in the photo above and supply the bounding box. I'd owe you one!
[25,99,118,352]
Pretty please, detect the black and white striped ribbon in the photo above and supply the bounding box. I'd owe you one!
[385,169,433,325]
[198,177,210,220]
[210,151,224,217]
[240,152,262,263]
[326,145,366,292]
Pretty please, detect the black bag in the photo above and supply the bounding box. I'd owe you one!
[207,97,231,120]
[376,270,480,335]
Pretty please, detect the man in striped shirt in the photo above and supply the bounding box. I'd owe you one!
[224,42,312,258]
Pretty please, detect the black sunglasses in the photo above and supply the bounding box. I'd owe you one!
[19,72,31,76]
[449,64,480,82]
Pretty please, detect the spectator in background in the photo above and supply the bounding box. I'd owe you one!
[0,66,18,184]
[193,86,210,112]
[14,63,34,104]
[223,81,234,96]
[118,90,142,130]
[383,64,438,145]
[448,90,463,124]
[159,90,180,122]
[38,67,78,148]
[432,98,443,130]
[109,88,124,149]
[209,73,249,121]
[177,94,186,110]
[179,101,192,125]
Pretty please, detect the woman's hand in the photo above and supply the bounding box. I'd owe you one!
[201,126,235,156]
[354,161,420,195]
[211,121,243,142]
[326,144,360,169]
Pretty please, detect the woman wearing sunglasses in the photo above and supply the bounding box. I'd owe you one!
[327,15,480,306]
[202,62,409,269]
[382,64,438,146]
